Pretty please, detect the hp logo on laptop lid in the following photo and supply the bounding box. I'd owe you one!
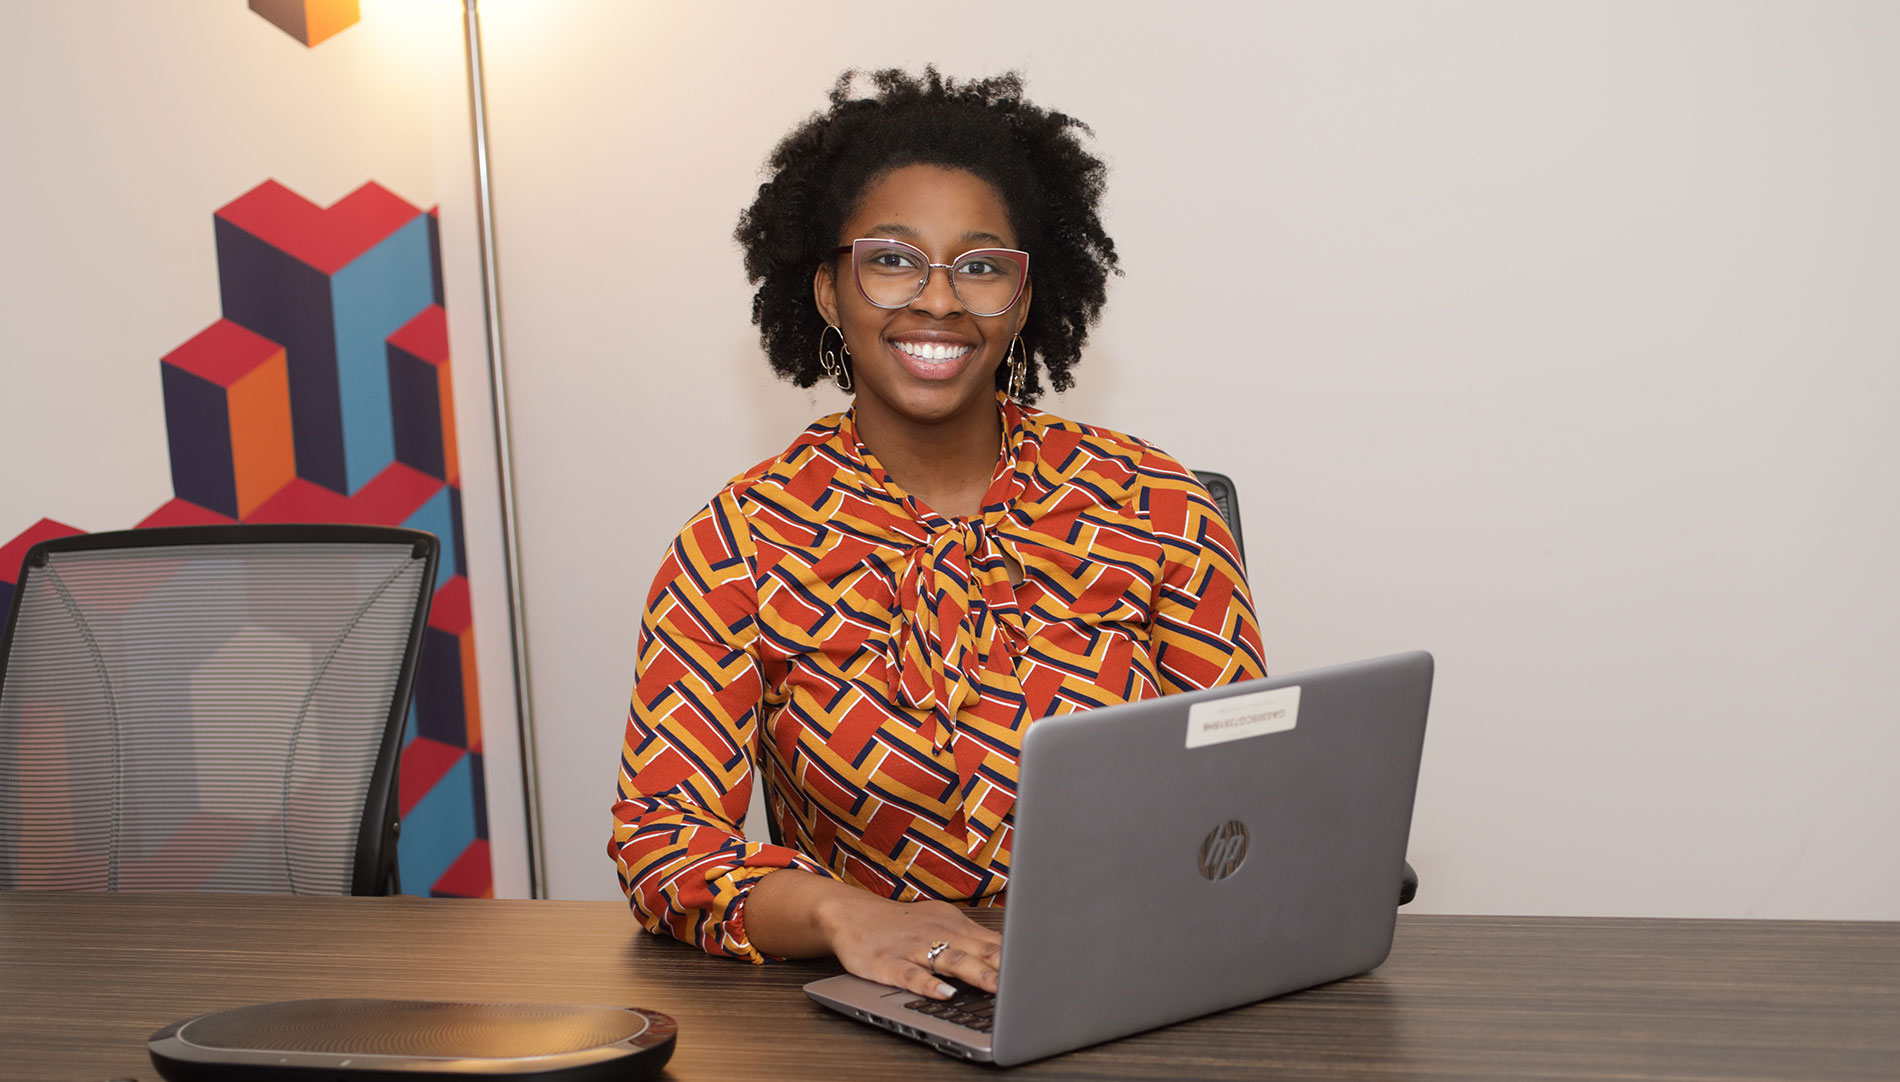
[1198,820,1250,880]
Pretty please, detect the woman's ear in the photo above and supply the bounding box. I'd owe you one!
[1013,276,1033,335]
[813,263,840,327]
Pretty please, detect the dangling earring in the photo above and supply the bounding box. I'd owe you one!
[1006,335,1027,400]
[818,324,853,393]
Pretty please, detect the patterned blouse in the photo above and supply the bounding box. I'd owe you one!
[609,394,1266,961]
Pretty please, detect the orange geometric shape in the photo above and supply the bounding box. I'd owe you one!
[249,0,361,48]
[227,356,297,518]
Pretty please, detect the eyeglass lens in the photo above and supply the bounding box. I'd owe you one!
[853,241,1026,317]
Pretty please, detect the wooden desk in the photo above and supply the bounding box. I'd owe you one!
[1,893,1894,1080]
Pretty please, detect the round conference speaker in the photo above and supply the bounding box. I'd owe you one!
[148,998,676,1081]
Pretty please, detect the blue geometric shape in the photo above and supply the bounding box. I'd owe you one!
[331,215,433,495]
[397,750,473,897]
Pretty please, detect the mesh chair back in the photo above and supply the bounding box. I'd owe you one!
[0,526,437,895]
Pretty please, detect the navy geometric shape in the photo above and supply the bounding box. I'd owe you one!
[468,751,488,841]
[427,211,444,308]
[449,484,468,580]
[159,366,239,519]
[414,624,467,747]
[388,341,447,480]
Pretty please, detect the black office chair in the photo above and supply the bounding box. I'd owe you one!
[1194,470,1419,907]
[0,525,437,896]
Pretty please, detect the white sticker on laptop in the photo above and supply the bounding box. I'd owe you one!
[1186,685,1300,748]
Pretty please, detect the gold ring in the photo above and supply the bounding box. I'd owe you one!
[924,941,950,973]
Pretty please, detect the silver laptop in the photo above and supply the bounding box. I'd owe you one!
[804,650,1433,1066]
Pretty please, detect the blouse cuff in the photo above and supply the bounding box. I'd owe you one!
[713,847,836,964]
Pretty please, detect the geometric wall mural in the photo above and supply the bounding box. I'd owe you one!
[0,178,491,898]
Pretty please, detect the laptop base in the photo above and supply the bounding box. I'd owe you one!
[805,975,994,1062]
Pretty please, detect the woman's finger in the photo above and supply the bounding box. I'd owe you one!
[903,960,958,1000]
[860,948,951,1000]
[928,943,968,976]
[931,943,1000,994]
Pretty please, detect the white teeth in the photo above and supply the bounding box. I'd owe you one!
[895,341,972,363]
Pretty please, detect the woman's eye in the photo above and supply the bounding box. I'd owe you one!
[867,250,922,271]
[957,259,999,277]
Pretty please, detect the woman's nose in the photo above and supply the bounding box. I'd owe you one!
[910,264,965,317]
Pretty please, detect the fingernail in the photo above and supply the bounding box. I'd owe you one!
[937,983,956,997]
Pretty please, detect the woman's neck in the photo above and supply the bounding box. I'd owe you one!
[854,398,1003,520]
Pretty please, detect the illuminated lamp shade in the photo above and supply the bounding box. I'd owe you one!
[249,0,362,48]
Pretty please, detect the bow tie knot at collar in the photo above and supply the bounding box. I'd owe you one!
[893,520,991,745]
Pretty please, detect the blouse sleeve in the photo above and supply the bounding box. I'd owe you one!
[1137,448,1269,691]
[608,486,835,962]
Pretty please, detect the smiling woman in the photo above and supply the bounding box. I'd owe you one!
[607,68,1266,1002]
[816,164,1033,515]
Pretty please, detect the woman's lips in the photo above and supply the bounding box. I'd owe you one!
[888,338,976,381]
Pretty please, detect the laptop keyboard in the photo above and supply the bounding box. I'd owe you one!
[903,981,995,1033]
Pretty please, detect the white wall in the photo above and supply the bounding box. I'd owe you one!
[476,0,1900,917]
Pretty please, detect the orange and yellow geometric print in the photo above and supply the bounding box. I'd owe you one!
[609,394,1266,961]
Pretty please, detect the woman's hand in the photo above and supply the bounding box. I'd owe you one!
[824,892,1000,1000]
[745,870,1001,999]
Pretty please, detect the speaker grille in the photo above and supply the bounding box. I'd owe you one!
[177,999,651,1058]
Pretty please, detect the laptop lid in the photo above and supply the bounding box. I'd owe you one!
[988,650,1433,1065]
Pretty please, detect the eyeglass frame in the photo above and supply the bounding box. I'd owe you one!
[830,237,1031,317]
